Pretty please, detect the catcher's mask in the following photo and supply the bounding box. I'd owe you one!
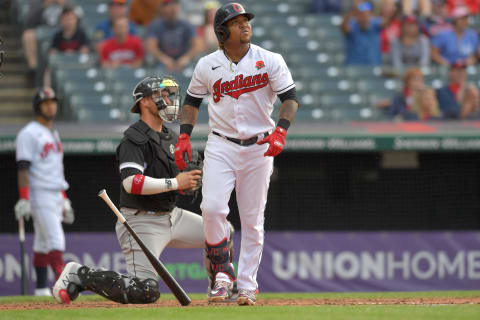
[131,76,182,123]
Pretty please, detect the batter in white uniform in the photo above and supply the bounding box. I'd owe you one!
[174,3,299,305]
[15,87,74,296]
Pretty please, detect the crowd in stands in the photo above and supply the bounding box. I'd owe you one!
[21,0,219,84]
[334,0,480,120]
[17,0,480,121]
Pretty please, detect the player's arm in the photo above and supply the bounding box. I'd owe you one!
[15,130,35,220]
[118,140,200,194]
[175,94,203,170]
[257,87,299,157]
[175,57,207,169]
[15,161,32,221]
[17,163,30,196]
[277,88,299,125]
[121,169,201,195]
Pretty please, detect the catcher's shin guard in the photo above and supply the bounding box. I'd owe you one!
[77,266,160,304]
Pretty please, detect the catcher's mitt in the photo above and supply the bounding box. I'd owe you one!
[182,150,203,195]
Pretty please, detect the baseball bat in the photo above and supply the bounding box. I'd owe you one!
[97,189,191,306]
[18,217,28,295]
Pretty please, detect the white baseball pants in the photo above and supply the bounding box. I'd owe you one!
[201,132,273,291]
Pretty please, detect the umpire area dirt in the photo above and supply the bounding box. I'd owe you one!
[2,297,480,310]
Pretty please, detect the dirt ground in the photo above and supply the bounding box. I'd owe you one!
[2,297,480,310]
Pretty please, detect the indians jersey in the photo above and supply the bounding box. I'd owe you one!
[16,121,69,190]
[187,44,295,139]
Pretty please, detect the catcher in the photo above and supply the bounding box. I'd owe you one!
[52,76,234,304]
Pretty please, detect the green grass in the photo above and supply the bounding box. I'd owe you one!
[1,292,479,320]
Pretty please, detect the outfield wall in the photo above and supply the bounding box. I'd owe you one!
[1,232,479,295]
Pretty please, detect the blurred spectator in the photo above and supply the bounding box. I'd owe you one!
[446,0,480,15]
[384,68,442,120]
[431,6,479,66]
[180,0,209,26]
[21,0,83,82]
[341,1,395,65]
[420,0,452,37]
[390,15,430,70]
[100,17,145,69]
[145,0,201,71]
[401,0,432,16]
[379,0,401,54]
[50,7,89,55]
[43,7,89,87]
[129,0,162,26]
[312,0,342,13]
[436,61,480,118]
[95,0,137,42]
[196,1,219,54]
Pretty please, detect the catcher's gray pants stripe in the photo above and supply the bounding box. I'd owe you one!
[116,207,205,280]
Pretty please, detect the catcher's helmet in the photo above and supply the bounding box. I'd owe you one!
[131,76,182,123]
[214,3,254,43]
[33,87,57,114]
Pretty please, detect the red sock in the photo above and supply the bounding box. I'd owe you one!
[47,250,65,279]
[33,252,49,267]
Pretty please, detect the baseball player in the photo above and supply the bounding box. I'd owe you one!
[175,3,299,305]
[15,87,75,296]
[52,76,234,304]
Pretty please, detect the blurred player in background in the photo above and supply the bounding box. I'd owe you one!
[15,87,74,296]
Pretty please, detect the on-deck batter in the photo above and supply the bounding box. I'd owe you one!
[175,2,299,305]
[15,87,74,296]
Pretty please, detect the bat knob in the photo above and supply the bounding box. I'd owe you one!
[97,189,106,197]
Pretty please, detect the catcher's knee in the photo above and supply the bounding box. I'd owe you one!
[77,266,160,304]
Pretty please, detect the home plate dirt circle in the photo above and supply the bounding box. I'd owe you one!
[1,297,480,310]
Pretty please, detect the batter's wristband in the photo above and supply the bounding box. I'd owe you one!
[19,187,29,200]
[180,124,194,136]
[61,190,67,198]
[277,118,291,131]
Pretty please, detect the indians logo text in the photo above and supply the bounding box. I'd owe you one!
[212,73,269,103]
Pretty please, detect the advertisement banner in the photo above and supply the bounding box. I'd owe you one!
[1,232,479,296]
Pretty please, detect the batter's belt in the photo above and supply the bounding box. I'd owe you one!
[213,131,269,146]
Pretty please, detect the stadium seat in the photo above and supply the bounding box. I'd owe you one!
[330,106,380,121]
[345,66,383,79]
[63,79,112,95]
[320,93,366,108]
[356,79,400,93]
[68,93,122,122]
[48,53,96,69]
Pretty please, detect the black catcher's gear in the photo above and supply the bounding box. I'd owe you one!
[76,266,160,304]
[214,3,254,43]
[33,87,57,115]
[182,150,203,196]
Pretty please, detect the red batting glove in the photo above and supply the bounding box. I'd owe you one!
[257,126,287,157]
[174,133,192,171]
